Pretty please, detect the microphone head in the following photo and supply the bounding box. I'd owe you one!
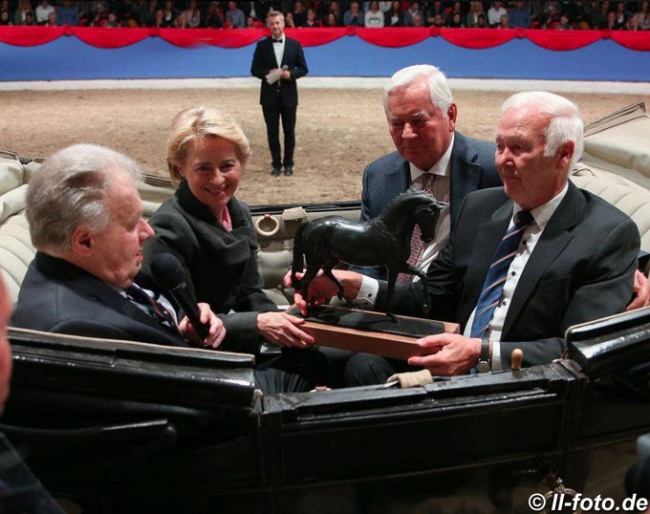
[151,253,187,291]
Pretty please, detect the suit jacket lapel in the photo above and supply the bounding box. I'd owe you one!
[72,271,174,334]
[280,38,292,67]
[384,157,410,211]
[461,201,513,324]
[449,133,484,224]
[503,183,581,336]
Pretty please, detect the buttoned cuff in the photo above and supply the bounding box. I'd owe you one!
[353,275,379,309]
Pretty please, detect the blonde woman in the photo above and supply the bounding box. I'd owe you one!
[143,106,333,393]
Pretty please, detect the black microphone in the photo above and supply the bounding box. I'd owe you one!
[151,253,210,341]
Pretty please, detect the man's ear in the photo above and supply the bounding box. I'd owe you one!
[70,225,94,257]
[557,141,575,170]
[447,103,457,132]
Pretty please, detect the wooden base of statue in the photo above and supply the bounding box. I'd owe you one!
[286,305,460,361]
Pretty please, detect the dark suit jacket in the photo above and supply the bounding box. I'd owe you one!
[250,35,308,108]
[142,182,276,355]
[361,131,501,225]
[375,183,640,368]
[11,252,188,348]
[357,131,501,278]
[0,434,65,514]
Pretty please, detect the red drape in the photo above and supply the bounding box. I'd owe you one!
[0,26,649,51]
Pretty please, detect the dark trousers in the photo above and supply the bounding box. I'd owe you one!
[262,101,297,169]
[254,347,335,394]
[343,353,419,387]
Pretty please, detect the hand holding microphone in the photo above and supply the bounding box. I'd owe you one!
[151,253,225,348]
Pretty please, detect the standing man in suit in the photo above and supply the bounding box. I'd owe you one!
[251,10,308,177]
[293,91,641,384]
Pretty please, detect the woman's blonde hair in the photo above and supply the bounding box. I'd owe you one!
[166,106,251,185]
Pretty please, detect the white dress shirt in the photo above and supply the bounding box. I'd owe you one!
[463,184,569,370]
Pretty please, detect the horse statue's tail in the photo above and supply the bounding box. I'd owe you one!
[291,221,307,290]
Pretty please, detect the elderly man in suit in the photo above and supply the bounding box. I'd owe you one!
[294,91,641,385]
[11,144,225,349]
[251,10,308,177]
[357,64,502,280]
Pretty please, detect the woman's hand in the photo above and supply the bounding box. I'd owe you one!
[257,311,315,348]
[180,302,226,349]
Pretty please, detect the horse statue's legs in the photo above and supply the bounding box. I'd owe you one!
[321,263,349,305]
[299,262,348,314]
[385,269,399,321]
[299,264,322,315]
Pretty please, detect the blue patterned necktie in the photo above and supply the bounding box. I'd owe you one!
[126,283,180,334]
[470,210,534,338]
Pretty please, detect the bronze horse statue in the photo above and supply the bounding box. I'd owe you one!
[291,191,444,317]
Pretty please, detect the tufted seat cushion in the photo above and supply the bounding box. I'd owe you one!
[571,164,650,253]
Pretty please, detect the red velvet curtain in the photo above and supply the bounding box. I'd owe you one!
[1,26,649,51]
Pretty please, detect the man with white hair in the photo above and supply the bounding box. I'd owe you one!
[295,92,641,385]
[356,64,501,281]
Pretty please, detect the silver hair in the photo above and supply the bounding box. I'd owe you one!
[501,91,584,171]
[383,64,453,116]
[27,144,142,253]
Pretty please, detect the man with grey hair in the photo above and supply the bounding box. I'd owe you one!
[11,144,226,349]
[356,64,501,281]
[294,91,641,385]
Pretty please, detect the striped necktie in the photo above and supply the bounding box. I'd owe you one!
[397,173,436,283]
[126,283,180,334]
[470,210,534,338]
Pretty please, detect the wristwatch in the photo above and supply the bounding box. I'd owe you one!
[476,338,491,373]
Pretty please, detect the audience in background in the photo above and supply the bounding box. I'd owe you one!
[488,0,508,25]
[302,7,320,27]
[466,1,485,27]
[13,0,34,24]
[384,0,403,26]
[0,1,647,31]
[291,0,306,25]
[35,0,53,23]
[344,0,364,26]
[403,0,423,26]
[365,0,384,27]
[182,0,200,27]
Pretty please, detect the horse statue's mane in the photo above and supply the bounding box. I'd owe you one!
[292,191,445,317]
